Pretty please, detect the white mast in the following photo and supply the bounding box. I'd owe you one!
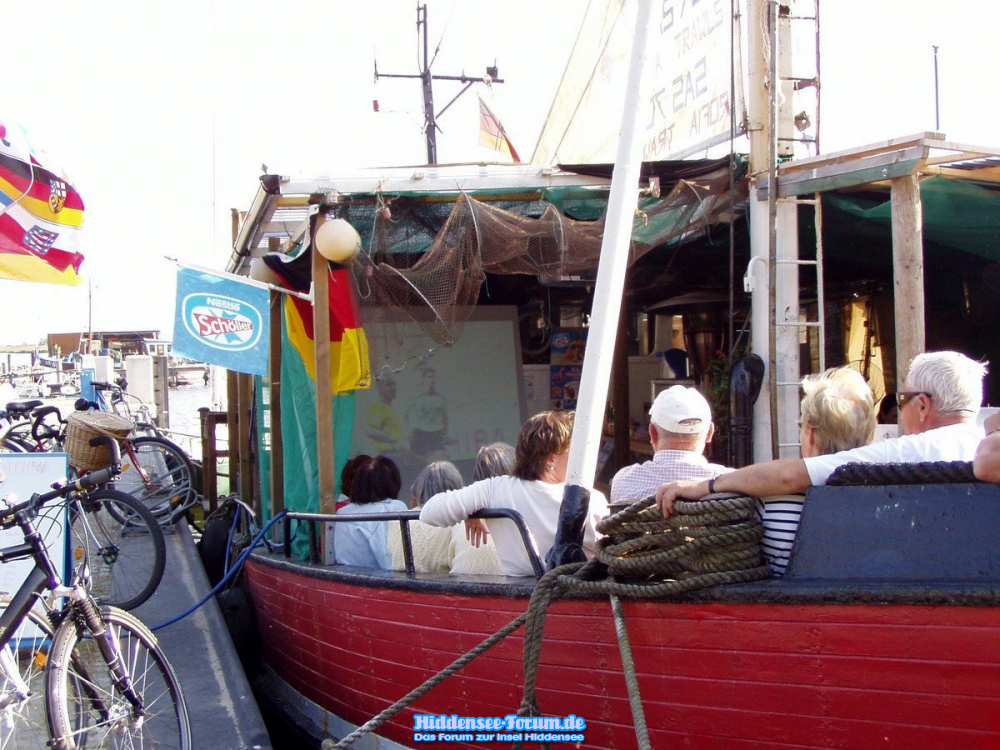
[564,0,654,489]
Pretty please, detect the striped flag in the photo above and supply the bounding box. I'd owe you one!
[0,120,85,285]
[478,97,520,163]
[263,249,370,394]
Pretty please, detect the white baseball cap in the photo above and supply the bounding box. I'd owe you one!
[649,385,712,434]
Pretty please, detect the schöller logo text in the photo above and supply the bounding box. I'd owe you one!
[182,293,262,352]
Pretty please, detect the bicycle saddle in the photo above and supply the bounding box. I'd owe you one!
[5,400,43,416]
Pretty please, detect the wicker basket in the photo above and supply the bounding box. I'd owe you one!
[65,412,134,471]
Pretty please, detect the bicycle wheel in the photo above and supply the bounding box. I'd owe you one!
[69,490,166,611]
[45,606,190,749]
[0,435,31,453]
[113,437,196,521]
[0,596,53,748]
[0,424,34,454]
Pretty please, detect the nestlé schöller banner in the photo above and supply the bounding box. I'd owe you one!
[172,266,270,376]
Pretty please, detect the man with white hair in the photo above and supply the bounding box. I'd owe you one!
[655,351,988,516]
[610,385,730,502]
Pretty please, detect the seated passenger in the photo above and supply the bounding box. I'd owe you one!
[655,351,987,518]
[419,411,609,577]
[387,462,463,574]
[759,367,875,575]
[334,455,407,569]
[336,453,372,512]
[610,385,730,503]
[450,443,512,576]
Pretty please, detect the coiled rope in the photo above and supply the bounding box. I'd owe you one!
[828,460,978,486]
[325,493,768,749]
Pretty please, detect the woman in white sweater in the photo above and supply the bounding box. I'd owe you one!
[419,411,608,577]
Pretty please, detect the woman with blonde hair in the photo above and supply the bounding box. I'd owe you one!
[420,412,608,577]
[760,366,876,575]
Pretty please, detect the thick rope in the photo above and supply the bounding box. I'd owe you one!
[329,493,768,748]
[610,593,651,750]
[324,611,530,749]
[828,460,978,486]
[515,494,768,749]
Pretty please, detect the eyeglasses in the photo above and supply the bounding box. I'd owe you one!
[897,391,932,409]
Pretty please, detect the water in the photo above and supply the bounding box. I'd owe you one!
[164,380,221,458]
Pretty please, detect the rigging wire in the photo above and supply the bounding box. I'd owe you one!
[429,0,459,69]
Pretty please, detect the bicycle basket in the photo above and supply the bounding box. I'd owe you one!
[65,411,134,471]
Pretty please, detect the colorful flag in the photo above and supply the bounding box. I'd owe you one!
[0,120,85,285]
[263,248,370,394]
[478,97,521,163]
[172,266,270,376]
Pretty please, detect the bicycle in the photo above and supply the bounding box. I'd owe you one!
[0,405,167,611]
[3,400,198,528]
[0,441,191,748]
[88,384,200,524]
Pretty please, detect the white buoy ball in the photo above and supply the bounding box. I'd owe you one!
[315,218,361,263]
[249,257,281,286]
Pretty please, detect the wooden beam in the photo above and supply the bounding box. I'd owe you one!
[237,373,256,514]
[226,369,239,495]
[312,216,337,519]
[269,290,285,519]
[777,132,943,175]
[920,165,1000,183]
[891,175,926,384]
[764,146,927,199]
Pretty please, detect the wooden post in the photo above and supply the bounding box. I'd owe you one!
[226,370,239,495]
[199,408,219,513]
[891,175,925,383]
[312,215,337,519]
[269,291,285,518]
[237,373,256,514]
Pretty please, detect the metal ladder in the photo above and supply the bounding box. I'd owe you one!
[770,0,824,453]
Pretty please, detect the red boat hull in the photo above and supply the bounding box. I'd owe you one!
[246,556,1000,748]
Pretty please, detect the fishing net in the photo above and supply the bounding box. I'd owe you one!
[346,168,741,378]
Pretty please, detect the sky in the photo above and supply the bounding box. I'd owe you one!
[1,0,998,347]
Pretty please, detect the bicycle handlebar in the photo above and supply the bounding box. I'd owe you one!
[0,437,121,527]
[30,406,64,442]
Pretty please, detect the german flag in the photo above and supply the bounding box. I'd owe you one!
[263,249,369,393]
[0,122,85,285]
[478,96,521,163]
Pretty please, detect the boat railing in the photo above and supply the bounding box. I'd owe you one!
[281,508,546,578]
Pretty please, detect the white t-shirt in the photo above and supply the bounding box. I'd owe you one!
[419,476,609,577]
[803,422,984,486]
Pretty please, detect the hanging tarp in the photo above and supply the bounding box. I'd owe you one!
[824,176,1000,262]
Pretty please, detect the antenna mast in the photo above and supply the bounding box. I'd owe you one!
[375,3,505,164]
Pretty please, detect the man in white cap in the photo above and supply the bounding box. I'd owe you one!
[610,385,730,503]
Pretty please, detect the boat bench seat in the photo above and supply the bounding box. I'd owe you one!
[787,482,1000,583]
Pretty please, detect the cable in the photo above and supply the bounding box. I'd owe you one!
[150,512,285,632]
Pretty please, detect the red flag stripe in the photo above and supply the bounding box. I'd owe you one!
[0,214,82,273]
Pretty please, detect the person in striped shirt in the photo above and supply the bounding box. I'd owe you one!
[755,367,876,575]
[610,385,731,503]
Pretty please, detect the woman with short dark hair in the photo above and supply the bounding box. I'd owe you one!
[334,455,406,569]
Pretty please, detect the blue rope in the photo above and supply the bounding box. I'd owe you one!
[150,512,286,631]
[223,508,240,574]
